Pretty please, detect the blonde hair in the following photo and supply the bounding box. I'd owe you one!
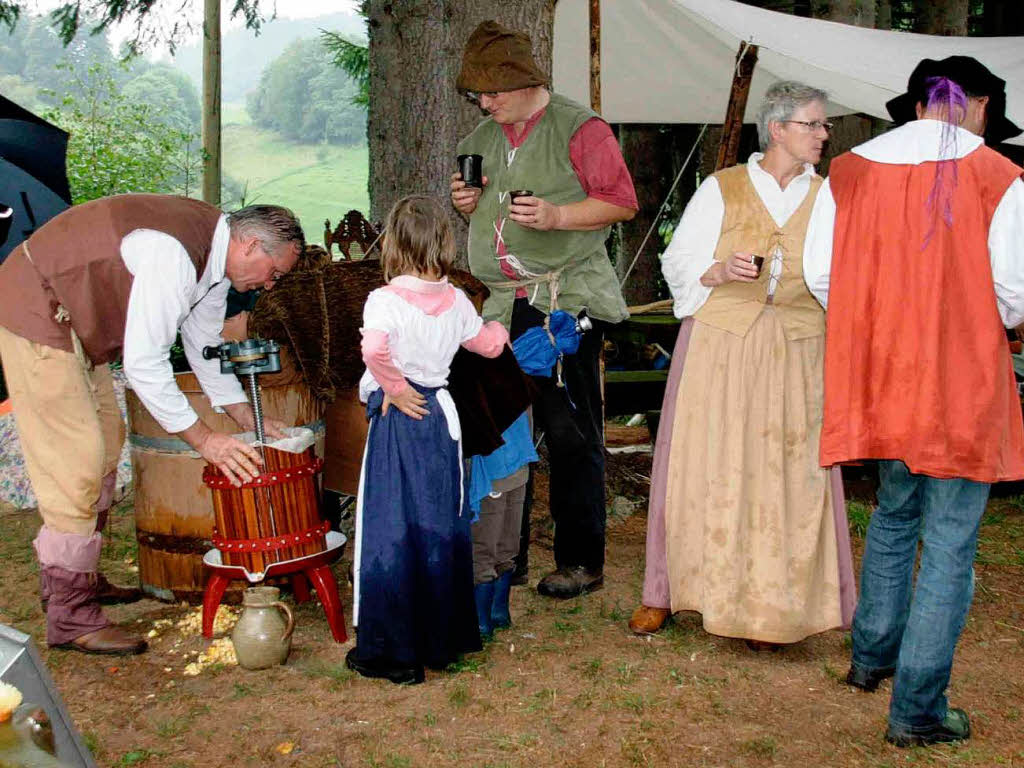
[380,195,456,282]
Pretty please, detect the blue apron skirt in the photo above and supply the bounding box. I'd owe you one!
[351,384,481,671]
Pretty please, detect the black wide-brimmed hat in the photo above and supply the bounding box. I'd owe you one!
[886,55,1022,145]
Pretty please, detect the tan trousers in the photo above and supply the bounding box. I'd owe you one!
[0,325,124,536]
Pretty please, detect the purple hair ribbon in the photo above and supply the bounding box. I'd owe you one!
[922,76,966,248]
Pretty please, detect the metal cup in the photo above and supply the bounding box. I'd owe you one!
[457,154,483,188]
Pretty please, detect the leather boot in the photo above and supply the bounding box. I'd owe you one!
[42,567,147,654]
[58,625,148,656]
[490,570,513,630]
[628,605,670,635]
[536,566,603,599]
[41,573,142,612]
[474,580,496,639]
[845,664,896,692]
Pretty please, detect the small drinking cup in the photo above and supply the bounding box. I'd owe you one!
[457,154,483,189]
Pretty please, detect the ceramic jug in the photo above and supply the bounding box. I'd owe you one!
[231,586,295,670]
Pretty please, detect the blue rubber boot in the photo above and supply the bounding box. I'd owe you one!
[474,580,495,640]
[491,570,513,630]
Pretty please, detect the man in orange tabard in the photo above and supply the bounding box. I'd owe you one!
[803,57,1024,747]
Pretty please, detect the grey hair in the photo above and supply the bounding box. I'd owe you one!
[227,205,306,254]
[756,81,829,150]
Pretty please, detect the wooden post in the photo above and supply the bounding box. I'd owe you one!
[589,0,601,114]
[202,0,222,205]
[715,42,758,171]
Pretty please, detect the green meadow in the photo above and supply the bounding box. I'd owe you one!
[221,103,369,239]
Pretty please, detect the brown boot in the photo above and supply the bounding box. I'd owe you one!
[41,573,142,611]
[57,625,148,656]
[628,605,670,635]
[745,639,784,652]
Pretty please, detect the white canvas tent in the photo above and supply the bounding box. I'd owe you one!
[553,0,1024,146]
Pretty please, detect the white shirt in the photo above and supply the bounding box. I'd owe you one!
[803,119,1024,326]
[121,216,246,434]
[660,152,818,318]
[357,278,484,403]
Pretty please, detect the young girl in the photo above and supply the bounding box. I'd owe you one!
[347,195,509,684]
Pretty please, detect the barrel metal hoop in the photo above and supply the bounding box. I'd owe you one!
[129,418,327,455]
[211,520,331,553]
[136,530,214,555]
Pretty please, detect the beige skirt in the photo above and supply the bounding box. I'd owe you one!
[663,308,843,643]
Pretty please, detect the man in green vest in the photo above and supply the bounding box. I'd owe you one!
[451,21,638,599]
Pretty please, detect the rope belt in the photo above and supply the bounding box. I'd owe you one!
[491,266,571,387]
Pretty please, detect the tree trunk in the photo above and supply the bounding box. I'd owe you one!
[979,0,1024,35]
[812,0,877,175]
[812,0,877,26]
[875,0,892,29]
[201,0,222,205]
[913,0,968,35]
[617,125,665,305]
[365,0,555,267]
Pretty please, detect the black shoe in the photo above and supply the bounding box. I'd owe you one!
[509,563,529,587]
[845,664,895,692]
[345,648,424,685]
[745,639,783,652]
[886,708,970,748]
[536,566,603,599]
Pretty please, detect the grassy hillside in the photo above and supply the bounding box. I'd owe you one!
[221,113,369,239]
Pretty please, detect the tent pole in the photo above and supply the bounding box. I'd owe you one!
[589,0,601,113]
[715,42,758,171]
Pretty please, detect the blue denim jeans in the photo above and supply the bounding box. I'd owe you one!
[850,460,989,731]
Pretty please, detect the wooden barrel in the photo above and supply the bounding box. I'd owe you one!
[126,350,323,603]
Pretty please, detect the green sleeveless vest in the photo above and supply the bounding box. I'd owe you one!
[457,92,629,327]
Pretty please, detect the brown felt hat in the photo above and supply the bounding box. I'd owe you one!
[456,20,547,94]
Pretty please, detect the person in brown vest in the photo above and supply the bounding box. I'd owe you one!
[804,57,1024,747]
[0,195,304,655]
[628,82,856,646]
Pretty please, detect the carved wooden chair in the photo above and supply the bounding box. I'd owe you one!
[323,209,381,260]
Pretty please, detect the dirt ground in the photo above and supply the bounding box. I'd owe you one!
[1,453,1023,768]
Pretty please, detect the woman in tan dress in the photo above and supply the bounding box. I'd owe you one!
[628,82,855,645]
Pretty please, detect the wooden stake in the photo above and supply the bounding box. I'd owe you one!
[589,0,601,114]
[715,42,759,171]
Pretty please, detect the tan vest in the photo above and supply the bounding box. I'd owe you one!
[694,165,824,340]
[0,194,222,364]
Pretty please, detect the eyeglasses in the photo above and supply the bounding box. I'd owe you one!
[783,120,834,132]
[261,245,288,283]
[464,90,499,104]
